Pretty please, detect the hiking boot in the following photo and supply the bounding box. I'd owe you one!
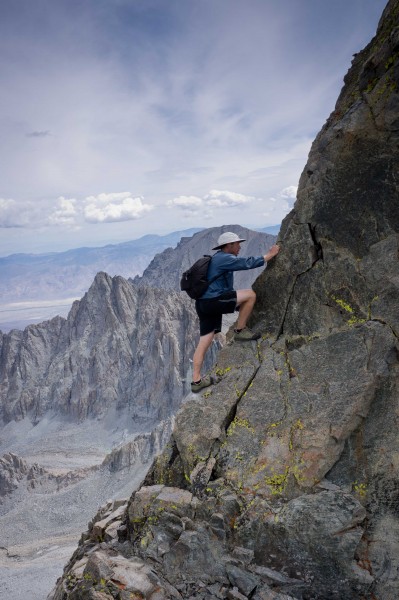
[234,327,261,341]
[191,375,213,393]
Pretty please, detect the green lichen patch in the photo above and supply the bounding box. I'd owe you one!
[227,416,255,437]
[264,466,290,495]
[353,480,368,498]
[330,294,366,327]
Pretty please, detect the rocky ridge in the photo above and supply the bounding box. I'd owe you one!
[0,452,48,497]
[0,272,199,424]
[49,3,399,600]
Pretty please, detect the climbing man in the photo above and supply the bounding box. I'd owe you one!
[191,231,280,393]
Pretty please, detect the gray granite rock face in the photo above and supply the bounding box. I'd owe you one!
[49,2,399,599]
[0,452,46,496]
[0,273,199,424]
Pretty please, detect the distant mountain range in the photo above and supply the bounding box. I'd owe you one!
[258,224,281,236]
[0,228,202,304]
[0,225,280,306]
[0,225,279,331]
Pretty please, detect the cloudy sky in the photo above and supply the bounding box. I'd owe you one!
[0,0,387,255]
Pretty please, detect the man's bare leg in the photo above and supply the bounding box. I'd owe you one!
[192,330,215,382]
[236,289,256,329]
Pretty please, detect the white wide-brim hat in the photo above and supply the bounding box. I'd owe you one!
[212,231,246,250]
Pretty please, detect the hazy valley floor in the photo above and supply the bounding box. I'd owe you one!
[0,298,79,332]
[0,414,154,600]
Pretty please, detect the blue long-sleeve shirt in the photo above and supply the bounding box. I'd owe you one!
[200,250,265,299]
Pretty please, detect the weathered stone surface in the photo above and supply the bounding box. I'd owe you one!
[253,590,296,600]
[217,323,396,497]
[173,343,261,475]
[53,547,180,600]
[144,439,187,490]
[83,551,113,583]
[162,528,227,584]
[128,485,165,522]
[127,485,198,556]
[71,556,89,578]
[232,547,254,566]
[154,487,194,517]
[92,504,126,541]
[107,555,157,596]
[226,587,247,600]
[225,563,259,596]
[190,457,216,494]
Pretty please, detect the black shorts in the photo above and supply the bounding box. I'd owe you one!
[195,291,238,336]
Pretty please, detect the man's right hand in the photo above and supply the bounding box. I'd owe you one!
[264,244,280,262]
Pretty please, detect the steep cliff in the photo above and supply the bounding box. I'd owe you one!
[50,2,399,600]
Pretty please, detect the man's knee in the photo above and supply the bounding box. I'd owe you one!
[237,289,256,304]
[197,330,215,349]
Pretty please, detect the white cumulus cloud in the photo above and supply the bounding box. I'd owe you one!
[85,192,133,205]
[280,185,298,199]
[167,195,204,213]
[263,184,298,221]
[84,194,154,224]
[0,198,35,227]
[47,196,78,226]
[167,190,255,216]
[0,191,155,231]
[204,189,255,208]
